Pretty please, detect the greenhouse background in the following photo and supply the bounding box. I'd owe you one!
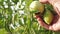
[0,0,60,34]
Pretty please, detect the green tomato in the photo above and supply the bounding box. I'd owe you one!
[43,9,54,25]
[29,1,44,13]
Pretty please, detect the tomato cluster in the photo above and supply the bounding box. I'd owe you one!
[29,1,56,25]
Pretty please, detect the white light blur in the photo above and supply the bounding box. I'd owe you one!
[20,18,24,24]
[10,6,15,11]
[15,22,20,27]
[19,10,24,14]
[22,1,25,6]
[20,5,24,9]
[3,2,8,8]
[10,24,15,29]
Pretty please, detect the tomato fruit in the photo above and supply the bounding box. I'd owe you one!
[29,1,44,13]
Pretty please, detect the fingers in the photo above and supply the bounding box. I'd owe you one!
[49,17,60,31]
[49,26,58,31]
[51,15,59,25]
[53,6,60,16]
[35,14,59,31]
[35,14,49,30]
[49,24,60,31]
[39,0,49,3]
[54,2,60,16]
[35,14,60,31]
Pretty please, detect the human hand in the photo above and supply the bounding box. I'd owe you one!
[39,0,60,16]
[35,0,60,31]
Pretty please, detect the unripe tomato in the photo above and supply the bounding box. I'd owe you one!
[29,1,44,13]
[43,9,54,24]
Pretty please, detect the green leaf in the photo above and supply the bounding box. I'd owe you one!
[0,28,9,34]
[12,0,19,4]
[45,4,57,15]
[0,0,4,2]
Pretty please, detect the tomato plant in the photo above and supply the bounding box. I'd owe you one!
[0,0,60,34]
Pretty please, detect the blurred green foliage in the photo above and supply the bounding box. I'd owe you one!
[0,0,60,34]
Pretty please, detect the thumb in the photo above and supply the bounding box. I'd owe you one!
[35,14,49,30]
